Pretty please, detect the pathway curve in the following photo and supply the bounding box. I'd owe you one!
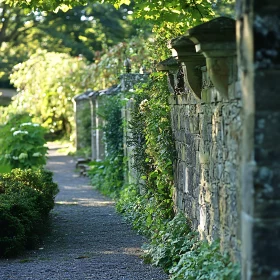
[0,144,168,280]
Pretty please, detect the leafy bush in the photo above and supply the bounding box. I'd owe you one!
[9,50,91,138]
[88,156,124,198]
[143,212,193,269]
[0,113,48,170]
[0,168,59,257]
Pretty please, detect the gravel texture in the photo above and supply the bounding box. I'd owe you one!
[0,144,168,280]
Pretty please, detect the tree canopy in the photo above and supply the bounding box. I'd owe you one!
[0,1,147,86]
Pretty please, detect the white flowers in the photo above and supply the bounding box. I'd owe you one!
[13,130,29,136]
[139,99,149,112]
[5,152,41,161]
[19,153,28,160]
[20,122,40,127]
[32,152,42,157]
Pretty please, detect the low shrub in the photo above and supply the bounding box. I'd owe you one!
[116,184,169,239]
[0,168,58,257]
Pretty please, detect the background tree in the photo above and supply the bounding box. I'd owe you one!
[7,50,91,138]
[0,1,149,86]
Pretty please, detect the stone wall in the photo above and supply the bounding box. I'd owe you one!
[162,17,242,260]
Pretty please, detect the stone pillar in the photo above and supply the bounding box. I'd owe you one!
[88,91,97,161]
[73,91,91,152]
[157,56,181,94]
[95,95,105,161]
[236,0,280,279]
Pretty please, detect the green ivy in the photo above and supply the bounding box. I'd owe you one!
[127,72,175,219]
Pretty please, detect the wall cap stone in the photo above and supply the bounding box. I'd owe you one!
[168,36,205,99]
[186,17,236,98]
[157,56,180,72]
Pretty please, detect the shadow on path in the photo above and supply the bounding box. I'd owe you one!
[0,144,168,280]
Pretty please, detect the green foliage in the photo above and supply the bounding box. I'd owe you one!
[170,241,241,280]
[7,37,152,139]
[84,36,153,89]
[127,72,175,218]
[4,0,87,11]
[88,156,124,198]
[99,94,123,157]
[0,168,59,257]
[88,94,124,198]
[0,113,48,170]
[142,212,193,269]
[39,3,144,61]
[116,184,169,238]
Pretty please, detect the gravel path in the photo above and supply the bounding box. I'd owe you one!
[0,144,168,280]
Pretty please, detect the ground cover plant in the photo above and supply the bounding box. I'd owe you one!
[0,168,58,257]
[117,192,241,279]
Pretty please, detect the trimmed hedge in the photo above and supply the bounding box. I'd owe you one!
[0,168,59,257]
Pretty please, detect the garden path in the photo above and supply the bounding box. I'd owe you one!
[0,143,168,280]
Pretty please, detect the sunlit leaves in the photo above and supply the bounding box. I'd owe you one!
[112,0,130,9]
[4,0,86,11]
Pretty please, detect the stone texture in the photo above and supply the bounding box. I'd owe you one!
[169,66,242,261]
[237,0,280,279]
